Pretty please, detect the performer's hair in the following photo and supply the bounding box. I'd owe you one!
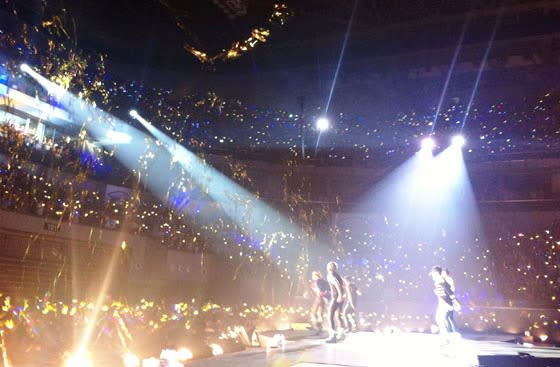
[327,261,338,271]
[312,271,322,278]
[431,266,442,274]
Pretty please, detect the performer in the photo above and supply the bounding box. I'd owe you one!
[342,276,360,333]
[326,261,345,343]
[442,268,455,292]
[430,266,460,342]
[309,271,329,334]
[442,268,460,333]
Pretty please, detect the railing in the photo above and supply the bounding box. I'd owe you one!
[0,227,126,299]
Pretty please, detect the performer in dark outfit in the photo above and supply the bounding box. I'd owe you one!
[442,268,460,333]
[326,261,345,343]
[310,271,329,334]
[430,266,460,343]
[342,276,360,333]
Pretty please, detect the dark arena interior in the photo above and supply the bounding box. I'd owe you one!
[1,0,560,366]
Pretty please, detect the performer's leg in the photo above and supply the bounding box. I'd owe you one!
[344,304,355,332]
[326,301,338,342]
[317,299,325,331]
[335,302,345,337]
[435,304,450,342]
[328,301,336,335]
[310,297,320,328]
[447,310,457,333]
[342,302,351,331]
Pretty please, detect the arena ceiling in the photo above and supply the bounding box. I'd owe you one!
[6,0,560,73]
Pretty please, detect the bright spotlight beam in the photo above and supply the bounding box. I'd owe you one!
[316,0,358,155]
[324,0,358,116]
[431,15,470,133]
[106,129,132,144]
[23,66,311,280]
[131,110,304,263]
[20,63,31,73]
[19,70,236,356]
[461,6,503,131]
[451,135,465,147]
[19,63,67,101]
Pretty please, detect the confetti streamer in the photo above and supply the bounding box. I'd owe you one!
[160,3,292,65]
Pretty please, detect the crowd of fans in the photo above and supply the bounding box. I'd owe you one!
[1,49,560,309]
[0,123,207,252]
[329,218,559,309]
[0,295,309,365]
[0,4,559,357]
[98,79,560,165]
[0,279,557,366]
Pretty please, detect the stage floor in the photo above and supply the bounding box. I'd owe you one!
[188,332,560,367]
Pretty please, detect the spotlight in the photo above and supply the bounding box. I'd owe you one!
[20,63,31,73]
[129,110,139,119]
[451,135,466,147]
[316,117,329,131]
[421,137,435,151]
[123,352,140,367]
[209,343,224,356]
[177,347,193,361]
[539,334,549,342]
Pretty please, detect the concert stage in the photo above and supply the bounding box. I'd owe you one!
[188,332,560,367]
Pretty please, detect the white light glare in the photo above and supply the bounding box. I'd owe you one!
[210,343,224,356]
[177,347,193,361]
[451,135,466,147]
[316,117,329,131]
[129,110,139,119]
[123,352,140,367]
[64,353,93,367]
[20,63,31,73]
[421,137,435,151]
[141,358,160,367]
[106,129,132,144]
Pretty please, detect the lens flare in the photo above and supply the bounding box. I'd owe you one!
[316,117,329,131]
